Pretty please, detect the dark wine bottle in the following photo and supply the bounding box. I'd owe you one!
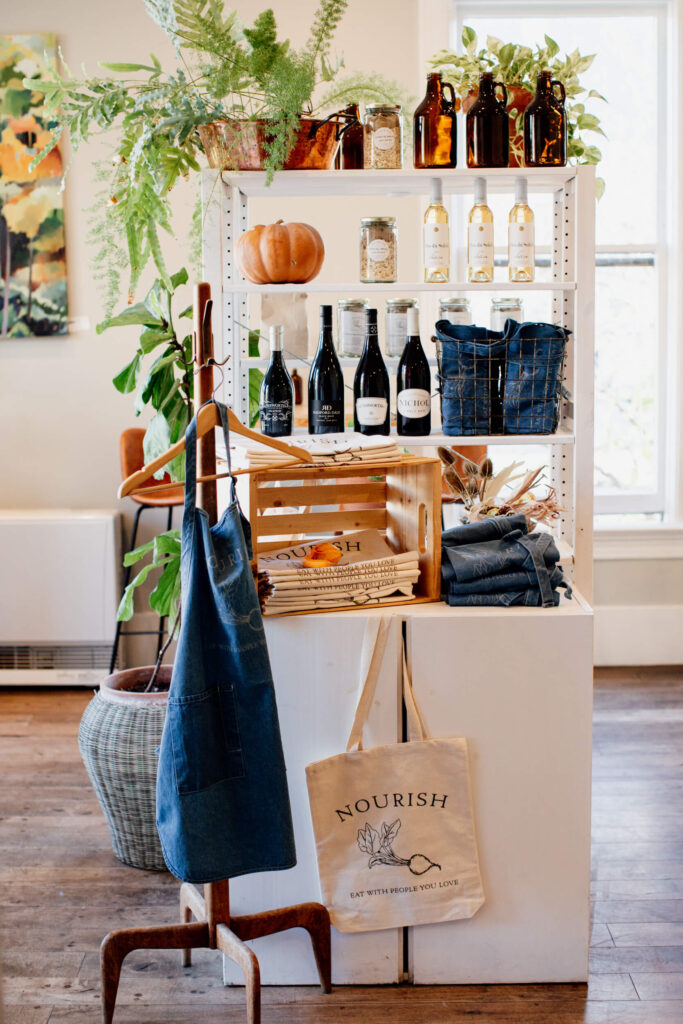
[259,325,293,437]
[354,308,390,436]
[397,308,431,437]
[308,305,345,434]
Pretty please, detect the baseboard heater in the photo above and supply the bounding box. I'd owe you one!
[0,511,121,686]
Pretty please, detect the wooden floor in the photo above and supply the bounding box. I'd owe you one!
[1,666,682,1023]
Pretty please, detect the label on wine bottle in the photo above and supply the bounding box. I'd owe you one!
[356,397,388,426]
[310,399,343,431]
[424,223,450,269]
[261,402,292,435]
[397,388,431,418]
[508,222,535,266]
[373,127,396,151]
[366,239,390,263]
[468,223,494,269]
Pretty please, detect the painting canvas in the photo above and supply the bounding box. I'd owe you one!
[0,34,67,337]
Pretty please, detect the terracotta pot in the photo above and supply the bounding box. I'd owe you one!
[462,85,533,168]
[79,665,172,871]
[198,117,341,172]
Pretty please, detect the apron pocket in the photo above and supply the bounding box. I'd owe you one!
[168,686,245,794]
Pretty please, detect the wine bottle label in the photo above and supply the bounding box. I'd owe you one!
[397,388,431,418]
[339,310,366,356]
[356,396,388,426]
[424,223,450,269]
[373,127,396,151]
[468,222,493,269]
[261,402,292,434]
[508,222,535,266]
[386,310,407,357]
[310,399,343,430]
[366,239,390,263]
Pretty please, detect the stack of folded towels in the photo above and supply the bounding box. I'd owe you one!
[441,514,571,608]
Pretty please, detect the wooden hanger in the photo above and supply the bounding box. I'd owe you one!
[118,403,314,499]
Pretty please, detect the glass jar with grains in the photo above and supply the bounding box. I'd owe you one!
[360,217,397,283]
[363,105,403,169]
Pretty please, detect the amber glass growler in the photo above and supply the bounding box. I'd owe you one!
[413,72,457,169]
[466,73,509,168]
[335,103,364,169]
[524,71,567,166]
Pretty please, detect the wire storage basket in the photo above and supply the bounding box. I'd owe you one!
[433,319,569,436]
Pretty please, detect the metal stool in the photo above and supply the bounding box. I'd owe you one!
[110,428,185,673]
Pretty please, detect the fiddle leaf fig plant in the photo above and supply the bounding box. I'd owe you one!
[430,26,606,195]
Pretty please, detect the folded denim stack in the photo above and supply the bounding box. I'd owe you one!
[441,515,571,608]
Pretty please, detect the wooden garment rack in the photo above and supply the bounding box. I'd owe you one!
[100,283,332,1024]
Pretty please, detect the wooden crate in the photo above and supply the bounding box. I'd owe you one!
[249,454,442,614]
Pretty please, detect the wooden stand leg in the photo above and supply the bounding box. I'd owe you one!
[216,923,261,1024]
[232,901,332,993]
[179,883,206,967]
[100,921,208,1024]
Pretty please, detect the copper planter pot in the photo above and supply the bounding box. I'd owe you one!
[198,117,341,172]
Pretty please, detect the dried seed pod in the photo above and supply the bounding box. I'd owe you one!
[444,467,466,497]
[438,446,457,466]
[462,461,479,478]
[480,457,494,478]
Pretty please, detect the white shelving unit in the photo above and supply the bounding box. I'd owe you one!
[202,166,595,986]
[201,164,595,599]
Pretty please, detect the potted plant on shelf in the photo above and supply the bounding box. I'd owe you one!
[429,26,606,192]
[26,0,405,315]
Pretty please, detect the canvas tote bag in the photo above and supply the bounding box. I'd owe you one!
[306,616,485,932]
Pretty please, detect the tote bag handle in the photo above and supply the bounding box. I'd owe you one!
[346,617,430,751]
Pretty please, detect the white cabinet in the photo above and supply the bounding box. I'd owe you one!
[223,612,403,985]
[406,600,593,983]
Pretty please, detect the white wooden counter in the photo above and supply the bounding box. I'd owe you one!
[222,596,593,986]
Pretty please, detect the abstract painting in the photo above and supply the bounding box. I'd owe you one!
[0,34,67,337]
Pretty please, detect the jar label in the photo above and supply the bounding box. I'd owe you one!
[356,396,388,425]
[468,222,494,269]
[386,310,408,356]
[367,238,391,263]
[442,310,472,326]
[508,222,534,266]
[397,389,431,418]
[424,223,450,269]
[339,310,365,356]
[373,126,396,151]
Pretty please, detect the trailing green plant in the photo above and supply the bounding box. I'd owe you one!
[429,26,606,194]
[24,0,401,313]
[103,267,194,475]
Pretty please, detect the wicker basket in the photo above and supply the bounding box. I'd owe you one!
[78,667,171,872]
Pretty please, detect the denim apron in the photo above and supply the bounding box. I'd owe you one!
[156,402,296,883]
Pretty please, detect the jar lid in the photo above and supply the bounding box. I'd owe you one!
[365,104,402,114]
[338,298,369,309]
[491,297,523,308]
[386,298,418,309]
[439,298,471,309]
[360,216,397,226]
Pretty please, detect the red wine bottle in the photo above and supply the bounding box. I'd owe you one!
[397,308,431,436]
[354,308,390,435]
[259,325,293,437]
[308,305,344,434]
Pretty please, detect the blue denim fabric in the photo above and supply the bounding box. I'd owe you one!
[434,320,506,435]
[435,319,568,436]
[447,565,565,595]
[444,531,560,583]
[156,401,296,883]
[442,514,528,548]
[447,588,561,607]
[503,321,569,434]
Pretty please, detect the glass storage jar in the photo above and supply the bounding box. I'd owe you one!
[490,297,524,332]
[385,298,419,357]
[439,297,472,326]
[337,298,369,356]
[363,105,403,169]
[360,217,397,283]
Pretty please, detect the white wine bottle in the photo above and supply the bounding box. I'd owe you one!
[423,177,450,283]
[508,176,535,282]
[467,176,494,283]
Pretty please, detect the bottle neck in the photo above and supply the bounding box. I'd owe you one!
[426,74,443,98]
[537,72,552,95]
[269,348,284,365]
[479,74,495,98]
[364,317,380,352]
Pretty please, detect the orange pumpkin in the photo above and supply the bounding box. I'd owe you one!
[236,220,324,284]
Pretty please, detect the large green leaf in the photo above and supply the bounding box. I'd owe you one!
[98,302,163,334]
[112,353,142,394]
[149,555,181,617]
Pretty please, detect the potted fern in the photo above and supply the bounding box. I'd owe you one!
[429,26,606,193]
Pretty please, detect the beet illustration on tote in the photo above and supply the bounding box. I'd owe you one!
[357,819,441,875]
